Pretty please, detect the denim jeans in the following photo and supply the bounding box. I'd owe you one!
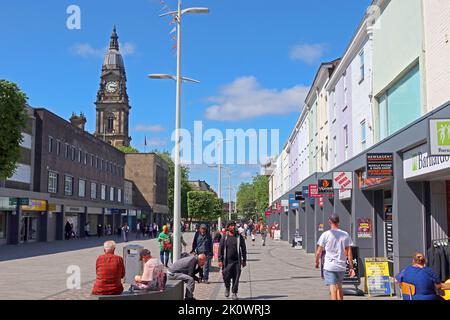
[160,251,170,267]
[199,255,211,281]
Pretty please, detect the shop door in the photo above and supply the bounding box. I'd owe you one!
[384,190,394,262]
[20,216,38,243]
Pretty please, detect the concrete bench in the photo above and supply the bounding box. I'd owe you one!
[91,280,184,300]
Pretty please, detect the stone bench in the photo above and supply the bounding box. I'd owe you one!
[91,280,184,300]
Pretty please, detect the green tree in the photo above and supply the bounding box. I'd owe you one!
[253,175,269,213]
[117,145,139,153]
[0,80,28,179]
[236,183,256,219]
[157,151,192,219]
[211,197,224,221]
[187,191,214,221]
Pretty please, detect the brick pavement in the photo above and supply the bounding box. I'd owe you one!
[0,232,398,300]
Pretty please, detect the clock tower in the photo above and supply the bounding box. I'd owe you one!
[94,26,131,147]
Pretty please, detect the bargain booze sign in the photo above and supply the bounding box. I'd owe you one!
[333,172,353,190]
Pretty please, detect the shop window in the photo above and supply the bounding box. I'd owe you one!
[378,64,421,140]
[79,179,86,198]
[56,140,61,156]
[48,171,58,194]
[48,136,53,153]
[65,176,73,196]
[0,212,6,239]
[101,185,106,200]
[91,182,97,199]
[110,187,115,201]
[361,120,367,151]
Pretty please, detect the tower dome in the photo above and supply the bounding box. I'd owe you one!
[102,26,125,70]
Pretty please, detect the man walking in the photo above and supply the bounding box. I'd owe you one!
[191,224,213,284]
[315,214,355,300]
[167,254,206,300]
[136,221,141,240]
[122,223,130,242]
[219,221,247,300]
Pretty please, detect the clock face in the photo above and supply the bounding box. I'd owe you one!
[106,81,118,93]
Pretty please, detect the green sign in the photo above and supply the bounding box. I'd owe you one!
[437,121,450,146]
[9,198,29,206]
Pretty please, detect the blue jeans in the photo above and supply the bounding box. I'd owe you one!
[202,256,211,281]
[160,251,171,266]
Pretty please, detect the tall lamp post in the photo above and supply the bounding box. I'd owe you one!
[148,1,209,262]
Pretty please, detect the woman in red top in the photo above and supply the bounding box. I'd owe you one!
[92,241,125,295]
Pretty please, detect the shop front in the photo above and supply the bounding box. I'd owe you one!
[0,197,15,245]
[87,207,103,236]
[403,144,450,245]
[48,204,62,241]
[127,210,137,231]
[20,199,47,243]
[64,206,85,239]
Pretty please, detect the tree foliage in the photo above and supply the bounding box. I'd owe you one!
[117,145,139,153]
[157,151,192,219]
[187,191,224,222]
[236,175,269,220]
[0,80,28,179]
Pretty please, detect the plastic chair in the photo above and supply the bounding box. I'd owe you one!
[400,282,416,300]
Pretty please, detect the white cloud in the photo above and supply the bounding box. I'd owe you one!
[240,172,253,178]
[71,42,136,58]
[205,76,309,121]
[289,43,326,65]
[146,138,168,147]
[134,124,165,133]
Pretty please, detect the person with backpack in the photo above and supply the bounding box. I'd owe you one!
[218,221,247,300]
[158,225,173,267]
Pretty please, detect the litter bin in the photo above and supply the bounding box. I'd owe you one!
[123,244,144,284]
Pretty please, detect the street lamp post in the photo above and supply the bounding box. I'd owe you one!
[148,1,209,262]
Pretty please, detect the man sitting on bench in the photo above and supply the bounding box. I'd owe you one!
[132,249,165,291]
[167,254,206,300]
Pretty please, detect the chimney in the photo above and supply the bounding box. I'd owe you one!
[70,112,87,131]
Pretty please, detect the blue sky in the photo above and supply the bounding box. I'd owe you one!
[0,0,371,201]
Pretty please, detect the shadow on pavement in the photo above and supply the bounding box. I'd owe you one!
[244,295,289,300]
[0,233,155,262]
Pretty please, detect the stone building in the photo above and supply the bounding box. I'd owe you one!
[125,153,169,227]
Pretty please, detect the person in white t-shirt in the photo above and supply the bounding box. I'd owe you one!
[315,214,355,300]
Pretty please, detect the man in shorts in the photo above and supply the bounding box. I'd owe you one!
[315,214,355,300]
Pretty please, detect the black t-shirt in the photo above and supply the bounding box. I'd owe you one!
[226,235,239,263]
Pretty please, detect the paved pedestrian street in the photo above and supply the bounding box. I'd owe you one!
[0,233,397,300]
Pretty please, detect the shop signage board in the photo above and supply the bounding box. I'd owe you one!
[364,257,393,297]
[357,218,373,238]
[318,179,334,197]
[274,230,281,240]
[430,119,450,156]
[308,184,321,199]
[333,172,353,190]
[295,191,304,201]
[385,205,394,262]
[0,197,16,210]
[265,210,271,217]
[289,194,299,208]
[367,153,393,177]
[65,206,84,213]
[404,144,450,179]
[21,199,47,211]
[9,198,29,206]
[339,189,352,200]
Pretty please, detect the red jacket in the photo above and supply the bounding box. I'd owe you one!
[92,252,125,295]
